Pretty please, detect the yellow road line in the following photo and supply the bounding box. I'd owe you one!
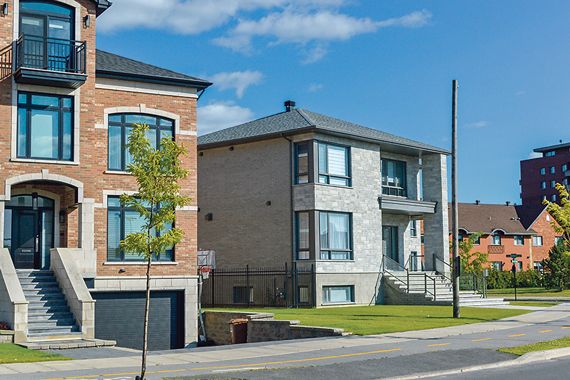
[191,348,402,371]
[472,338,493,342]
[428,343,449,347]
[562,326,570,329]
[45,348,402,379]
[509,333,526,337]
[540,329,553,333]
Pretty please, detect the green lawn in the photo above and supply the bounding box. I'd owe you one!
[509,301,560,307]
[0,344,69,364]
[499,336,570,356]
[488,287,570,298]
[208,305,529,336]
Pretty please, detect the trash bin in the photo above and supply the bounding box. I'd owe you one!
[229,318,248,344]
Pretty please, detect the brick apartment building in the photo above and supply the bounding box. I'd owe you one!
[451,202,561,271]
[0,0,210,349]
[520,142,570,206]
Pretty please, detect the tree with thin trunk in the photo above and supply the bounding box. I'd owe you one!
[120,124,189,380]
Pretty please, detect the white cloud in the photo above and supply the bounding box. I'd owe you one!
[465,121,489,129]
[308,82,324,92]
[198,102,254,135]
[210,71,263,98]
[214,9,432,62]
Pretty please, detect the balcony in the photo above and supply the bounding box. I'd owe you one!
[488,245,505,255]
[14,35,87,88]
[378,195,437,216]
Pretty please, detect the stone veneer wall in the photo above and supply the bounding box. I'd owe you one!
[203,311,344,345]
[0,331,14,344]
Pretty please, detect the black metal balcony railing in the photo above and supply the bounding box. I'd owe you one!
[16,35,86,74]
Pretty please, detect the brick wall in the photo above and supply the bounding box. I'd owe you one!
[528,209,561,265]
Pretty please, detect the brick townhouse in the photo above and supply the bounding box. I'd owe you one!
[452,202,561,271]
[0,0,210,349]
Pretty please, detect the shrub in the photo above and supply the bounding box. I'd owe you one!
[485,269,543,289]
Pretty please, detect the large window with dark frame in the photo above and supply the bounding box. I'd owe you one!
[382,159,407,197]
[319,211,352,260]
[295,211,310,260]
[317,142,351,186]
[17,92,73,161]
[294,142,310,184]
[106,196,173,262]
[108,114,174,171]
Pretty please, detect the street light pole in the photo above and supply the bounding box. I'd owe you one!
[451,80,460,319]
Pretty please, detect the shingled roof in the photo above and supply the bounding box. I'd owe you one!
[198,108,448,154]
[96,50,212,90]
[450,203,538,235]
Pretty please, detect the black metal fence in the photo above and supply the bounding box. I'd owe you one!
[16,35,87,74]
[202,263,316,308]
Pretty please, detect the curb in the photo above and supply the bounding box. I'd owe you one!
[385,347,570,380]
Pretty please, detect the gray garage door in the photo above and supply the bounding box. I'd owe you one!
[91,291,184,350]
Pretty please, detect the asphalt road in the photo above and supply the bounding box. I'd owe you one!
[3,305,570,380]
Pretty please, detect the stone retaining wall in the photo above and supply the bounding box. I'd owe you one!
[0,330,14,344]
[204,311,344,345]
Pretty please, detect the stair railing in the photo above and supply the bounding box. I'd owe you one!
[424,273,437,301]
[382,255,410,293]
[434,256,453,283]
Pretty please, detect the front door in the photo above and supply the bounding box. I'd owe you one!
[4,194,55,270]
[382,226,399,268]
[12,209,38,269]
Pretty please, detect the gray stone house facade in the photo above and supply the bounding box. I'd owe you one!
[198,103,450,306]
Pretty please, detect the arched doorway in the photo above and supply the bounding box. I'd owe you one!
[4,194,55,269]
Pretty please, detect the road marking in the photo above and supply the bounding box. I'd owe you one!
[509,333,526,337]
[562,326,570,329]
[540,329,553,333]
[472,338,493,342]
[428,343,449,347]
[191,348,402,371]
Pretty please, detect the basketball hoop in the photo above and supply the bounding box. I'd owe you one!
[199,266,211,279]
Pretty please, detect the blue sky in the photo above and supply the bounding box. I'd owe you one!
[96,1,570,204]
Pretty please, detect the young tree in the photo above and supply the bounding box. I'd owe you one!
[121,124,189,380]
[455,232,488,274]
[544,183,570,241]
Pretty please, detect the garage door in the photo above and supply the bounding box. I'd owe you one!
[91,291,184,350]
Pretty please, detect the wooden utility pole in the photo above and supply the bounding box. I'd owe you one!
[451,79,460,319]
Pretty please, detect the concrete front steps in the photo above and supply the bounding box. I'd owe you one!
[384,271,508,307]
[17,269,116,350]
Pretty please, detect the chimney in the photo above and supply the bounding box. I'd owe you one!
[284,100,296,112]
[506,201,511,206]
[475,200,480,205]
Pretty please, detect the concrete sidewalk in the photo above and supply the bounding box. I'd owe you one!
[1,303,569,377]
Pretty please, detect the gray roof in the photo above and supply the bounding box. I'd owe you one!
[96,50,212,90]
[198,108,448,154]
[93,0,112,16]
[533,142,570,153]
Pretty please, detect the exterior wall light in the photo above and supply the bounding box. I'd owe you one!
[2,3,8,16]
[83,15,91,28]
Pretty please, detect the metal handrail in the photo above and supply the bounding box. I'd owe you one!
[424,273,438,301]
[15,34,87,74]
[382,255,410,293]
[405,254,425,272]
[434,256,453,282]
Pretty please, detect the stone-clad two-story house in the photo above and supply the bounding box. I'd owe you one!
[198,102,450,306]
[0,0,210,349]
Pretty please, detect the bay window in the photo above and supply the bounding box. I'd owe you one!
[17,92,73,161]
[317,142,351,186]
[319,211,352,260]
[107,196,173,262]
[108,114,174,171]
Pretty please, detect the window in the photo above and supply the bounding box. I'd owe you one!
[232,286,253,304]
[294,142,310,184]
[298,286,310,304]
[540,167,546,175]
[517,261,523,271]
[322,285,354,304]
[534,262,543,271]
[532,236,543,246]
[410,220,418,237]
[17,92,73,161]
[108,114,174,171]
[542,195,548,202]
[541,181,547,190]
[555,237,563,246]
[550,166,556,174]
[552,194,557,202]
[551,180,556,189]
[296,212,310,260]
[317,142,351,186]
[514,235,524,246]
[319,212,352,260]
[545,151,556,157]
[491,262,503,271]
[107,196,173,262]
[382,159,407,197]
[473,234,481,245]
[563,164,568,173]
[492,233,502,245]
